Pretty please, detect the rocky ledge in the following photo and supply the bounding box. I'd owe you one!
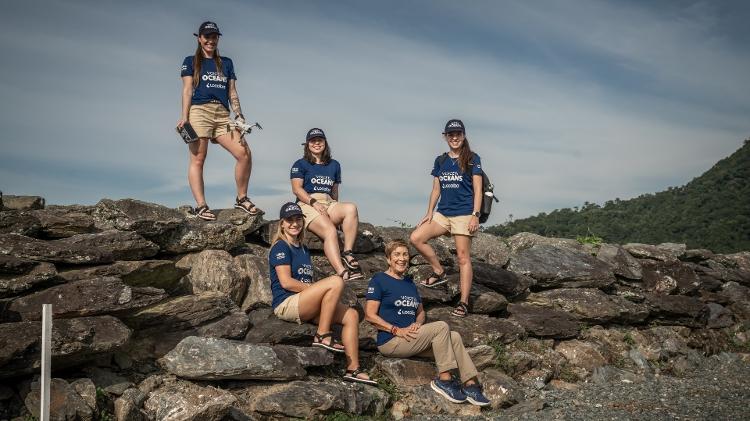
[0,195,749,420]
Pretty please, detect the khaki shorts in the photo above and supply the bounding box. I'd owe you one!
[298,193,340,229]
[188,102,233,141]
[433,212,474,236]
[273,294,302,324]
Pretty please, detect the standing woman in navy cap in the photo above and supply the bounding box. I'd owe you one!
[410,119,483,317]
[290,128,364,281]
[269,202,376,385]
[177,21,262,221]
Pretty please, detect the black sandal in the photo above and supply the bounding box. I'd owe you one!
[343,368,378,386]
[312,332,345,353]
[421,271,447,288]
[339,268,363,281]
[451,301,469,318]
[194,205,216,221]
[341,250,361,271]
[234,196,264,216]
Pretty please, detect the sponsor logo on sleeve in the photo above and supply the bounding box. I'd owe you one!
[275,252,286,260]
[181,64,187,72]
[367,286,375,294]
[291,167,299,173]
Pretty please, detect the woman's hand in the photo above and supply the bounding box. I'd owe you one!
[394,326,419,342]
[176,118,188,128]
[407,322,422,333]
[312,202,328,217]
[468,215,480,233]
[417,212,433,227]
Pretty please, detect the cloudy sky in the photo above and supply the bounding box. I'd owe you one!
[1,0,749,226]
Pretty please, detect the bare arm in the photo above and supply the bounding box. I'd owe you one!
[178,76,193,126]
[228,79,244,120]
[468,174,482,233]
[275,265,310,293]
[330,184,339,201]
[417,177,441,226]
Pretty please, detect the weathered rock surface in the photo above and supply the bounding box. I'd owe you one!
[507,232,583,254]
[181,250,248,305]
[478,368,525,409]
[0,261,57,298]
[158,219,246,254]
[623,243,677,261]
[472,262,536,297]
[0,210,42,236]
[142,375,237,421]
[525,288,650,324]
[390,384,482,418]
[641,260,700,295]
[159,336,307,380]
[374,356,436,386]
[645,293,709,327]
[555,340,608,379]
[2,195,45,210]
[507,303,580,339]
[244,307,317,345]
[596,243,643,280]
[236,254,272,310]
[114,388,148,421]
[507,245,615,289]
[0,230,158,264]
[425,308,525,346]
[24,378,93,421]
[31,205,98,238]
[58,260,188,291]
[6,277,167,321]
[125,292,236,331]
[0,316,131,377]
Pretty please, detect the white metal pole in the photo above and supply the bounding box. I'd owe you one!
[40,304,52,421]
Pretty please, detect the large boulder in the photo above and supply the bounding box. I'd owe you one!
[58,260,188,291]
[424,308,525,346]
[0,261,57,298]
[236,254,272,311]
[159,336,307,380]
[31,205,98,238]
[0,316,131,378]
[244,308,317,345]
[91,199,184,237]
[0,230,159,265]
[506,303,580,339]
[181,250,248,305]
[374,356,436,386]
[525,288,650,324]
[6,277,167,321]
[644,293,709,327]
[24,378,93,421]
[446,282,508,314]
[212,207,266,236]
[233,378,389,419]
[2,195,45,210]
[507,232,583,254]
[477,368,525,409]
[142,375,237,421]
[596,244,642,280]
[156,219,246,254]
[641,260,700,295]
[0,210,42,236]
[623,243,677,262]
[507,244,615,289]
[0,254,40,275]
[472,262,536,298]
[114,388,148,421]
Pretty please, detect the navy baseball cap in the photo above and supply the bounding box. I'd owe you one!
[194,21,222,37]
[279,202,304,219]
[444,119,466,134]
[305,128,326,142]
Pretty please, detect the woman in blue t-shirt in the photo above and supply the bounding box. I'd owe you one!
[290,128,363,281]
[410,119,483,318]
[269,202,375,385]
[177,21,262,221]
[365,240,490,406]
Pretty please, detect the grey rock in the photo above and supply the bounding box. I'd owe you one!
[114,388,148,421]
[271,345,334,368]
[142,375,237,421]
[244,307,317,345]
[24,378,93,421]
[374,355,436,386]
[0,254,40,275]
[70,378,97,410]
[706,303,734,329]
[467,344,496,371]
[389,384,483,418]
[213,207,266,236]
[0,316,131,378]
[92,198,184,237]
[31,205,98,238]
[182,250,248,305]
[590,365,642,384]
[234,378,389,418]
[683,248,716,262]
[507,244,615,289]
[58,260,188,291]
[507,303,580,339]
[82,366,134,396]
[2,195,45,210]
[623,243,676,261]
[446,282,508,314]
[0,230,158,265]
[507,232,583,254]
[236,254,272,311]
[425,308,525,346]
[159,336,306,380]
[157,218,246,254]
[596,243,643,280]
[125,292,236,331]
[641,260,700,295]
[555,340,608,378]
[7,277,167,321]
[196,311,250,339]
[0,261,57,298]
[472,262,536,297]
[518,367,553,390]
[430,232,511,266]
[644,293,709,327]
[657,243,687,258]
[479,368,525,409]
[525,288,650,324]
[0,210,42,236]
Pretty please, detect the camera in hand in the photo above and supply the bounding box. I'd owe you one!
[176,122,199,144]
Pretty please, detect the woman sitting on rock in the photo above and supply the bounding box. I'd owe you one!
[290,128,363,281]
[410,119,483,317]
[269,202,376,385]
[365,239,490,405]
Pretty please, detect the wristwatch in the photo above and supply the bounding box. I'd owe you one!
[472,211,480,217]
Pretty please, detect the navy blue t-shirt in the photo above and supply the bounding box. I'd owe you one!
[366,272,422,346]
[180,56,237,110]
[290,159,342,196]
[431,153,482,217]
[268,240,314,309]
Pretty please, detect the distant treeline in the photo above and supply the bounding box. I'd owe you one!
[485,139,750,253]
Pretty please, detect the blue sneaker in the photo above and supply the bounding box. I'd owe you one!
[462,383,491,407]
[430,379,467,404]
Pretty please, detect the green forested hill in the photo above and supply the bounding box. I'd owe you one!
[485,139,750,253]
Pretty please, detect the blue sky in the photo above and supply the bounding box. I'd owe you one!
[1,0,749,226]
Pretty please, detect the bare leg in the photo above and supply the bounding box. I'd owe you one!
[308,216,346,275]
[327,202,359,260]
[410,221,450,274]
[188,138,210,206]
[214,129,251,199]
[453,234,473,305]
[296,275,344,335]
[330,303,367,376]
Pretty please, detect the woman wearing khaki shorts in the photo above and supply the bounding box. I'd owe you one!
[365,240,490,406]
[269,202,375,385]
[410,119,483,317]
[177,21,262,221]
[290,128,363,281]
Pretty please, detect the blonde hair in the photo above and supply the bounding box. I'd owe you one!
[384,239,409,259]
[271,217,306,246]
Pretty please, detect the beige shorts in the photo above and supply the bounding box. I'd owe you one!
[433,212,474,237]
[273,294,302,324]
[298,193,340,229]
[188,102,233,141]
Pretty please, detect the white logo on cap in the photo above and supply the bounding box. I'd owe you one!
[309,129,323,136]
[285,204,300,213]
[448,121,462,128]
